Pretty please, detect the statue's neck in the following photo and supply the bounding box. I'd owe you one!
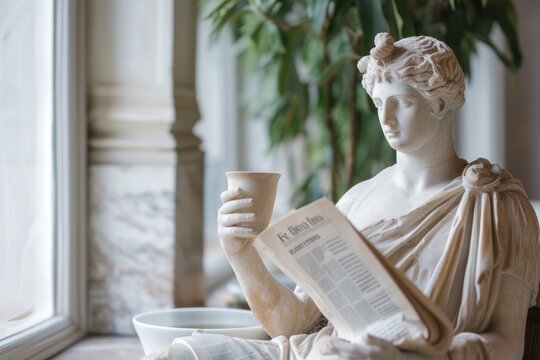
[394,118,463,193]
[395,152,462,190]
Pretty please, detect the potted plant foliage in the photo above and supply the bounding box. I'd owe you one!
[206,0,521,204]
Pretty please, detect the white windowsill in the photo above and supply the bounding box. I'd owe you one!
[50,336,143,359]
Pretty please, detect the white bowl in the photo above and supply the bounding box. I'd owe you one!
[133,307,269,355]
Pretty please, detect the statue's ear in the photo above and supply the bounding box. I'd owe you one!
[436,98,449,119]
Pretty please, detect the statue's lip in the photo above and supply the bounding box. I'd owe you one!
[385,130,400,136]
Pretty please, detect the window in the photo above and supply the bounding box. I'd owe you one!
[0,0,54,339]
[0,0,86,358]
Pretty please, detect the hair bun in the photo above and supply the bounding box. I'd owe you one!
[357,56,370,73]
[370,32,394,61]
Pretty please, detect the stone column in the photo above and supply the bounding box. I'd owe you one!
[87,0,203,334]
[172,0,205,307]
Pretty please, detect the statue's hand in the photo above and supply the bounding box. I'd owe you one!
[217,187,259,255]
[315,334,401,360]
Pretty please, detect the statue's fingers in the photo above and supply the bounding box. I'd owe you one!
[218,213,256,227]
[218,198,254,214]
[218,226,257,239]
[333,339,373,357]
[220,187,242,203]
[363,334,393,349]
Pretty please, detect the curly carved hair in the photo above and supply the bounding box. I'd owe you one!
[357,33,465,118]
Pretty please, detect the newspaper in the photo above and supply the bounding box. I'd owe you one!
[172,334,281,360]
[254,197,453,355]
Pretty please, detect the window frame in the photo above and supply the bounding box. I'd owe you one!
[0,0,87,358]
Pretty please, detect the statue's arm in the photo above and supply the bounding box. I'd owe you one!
[444,272,530,360]
[225,246,321,338]
[397,273,530,360]
[439,185,539,360]
[218,187,320,338]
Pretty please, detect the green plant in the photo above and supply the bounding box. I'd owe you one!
[206,0,521,205]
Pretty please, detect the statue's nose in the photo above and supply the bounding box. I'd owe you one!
[381,103,397,125]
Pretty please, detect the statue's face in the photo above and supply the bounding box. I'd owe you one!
[372,79,440,154]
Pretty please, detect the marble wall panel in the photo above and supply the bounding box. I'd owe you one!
[88,164,175,334]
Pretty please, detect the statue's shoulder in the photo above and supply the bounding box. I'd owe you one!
[463,158,538,244]
[336,165,394,213]
[463,159,540,306]
[462,158,513,193]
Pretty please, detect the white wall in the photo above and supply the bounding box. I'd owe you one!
[505,0,540,199]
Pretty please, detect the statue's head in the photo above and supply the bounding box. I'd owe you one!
[357,33,465,119]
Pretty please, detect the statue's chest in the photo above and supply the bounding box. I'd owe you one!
[345,184,441,230]
[349,194,457,292]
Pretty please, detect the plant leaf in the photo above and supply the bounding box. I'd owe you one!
[308,0,330,34]
[205,0,237,21]
[356,0,388,54]
[318,53,360,83]
[391,0,404,38]
[488,0,522,69]
[391,0,415,37]
[327,0,353,40]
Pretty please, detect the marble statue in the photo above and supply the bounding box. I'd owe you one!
[149,33,540,360]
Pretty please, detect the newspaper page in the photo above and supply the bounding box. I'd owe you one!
[172,334,281,360]
[255,198,449,352]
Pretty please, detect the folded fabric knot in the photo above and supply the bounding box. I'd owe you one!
[462,158,502,192]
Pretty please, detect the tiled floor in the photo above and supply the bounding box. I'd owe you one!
[51,336,144,360]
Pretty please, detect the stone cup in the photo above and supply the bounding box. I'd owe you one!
[225,171,281,233]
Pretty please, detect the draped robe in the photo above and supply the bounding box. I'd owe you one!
[340,158,540,332]
[149,159,540,360]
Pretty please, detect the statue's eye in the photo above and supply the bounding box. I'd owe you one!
[398,99,412,107]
